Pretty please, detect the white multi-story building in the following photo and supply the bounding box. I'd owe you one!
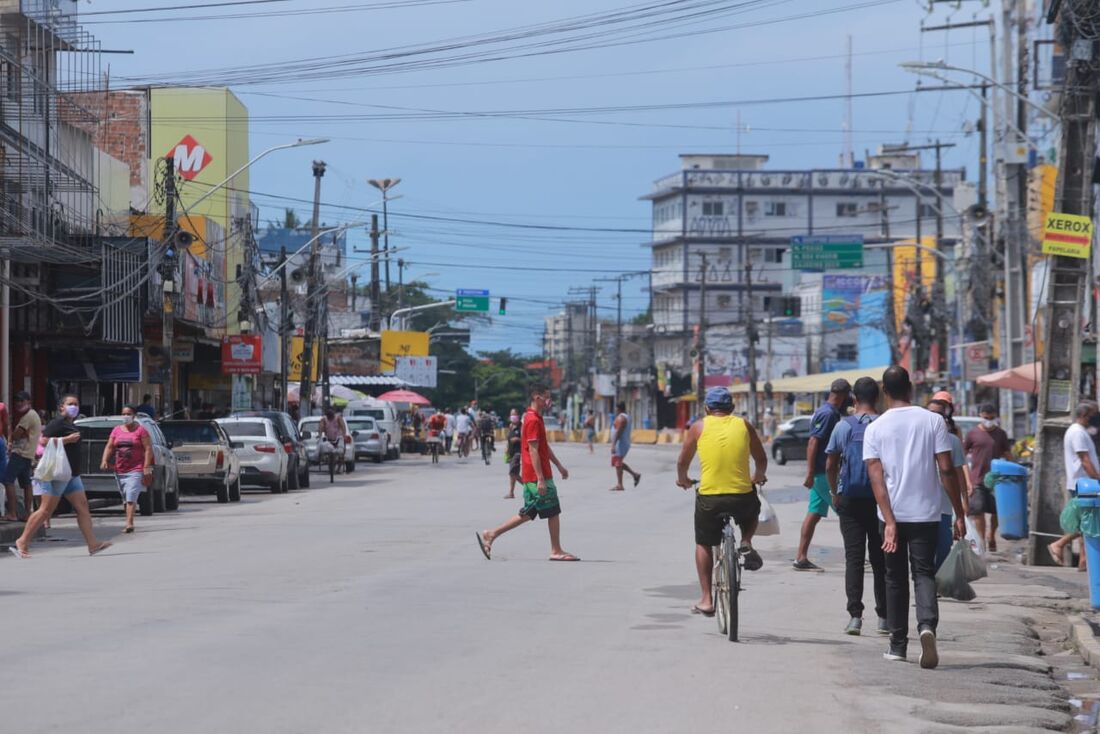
[643,152,965,381]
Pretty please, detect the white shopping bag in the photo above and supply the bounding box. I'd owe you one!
[33,438,71,483]
[756,488,780,536]
[964,515,985,556]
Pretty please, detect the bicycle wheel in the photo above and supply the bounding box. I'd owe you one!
[713,542,730,636]
[726,540,740,642]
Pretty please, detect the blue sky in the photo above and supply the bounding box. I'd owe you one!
[86,0,1008,354]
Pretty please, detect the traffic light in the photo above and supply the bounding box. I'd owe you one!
[774,296,801,318]
[498,297,507,316]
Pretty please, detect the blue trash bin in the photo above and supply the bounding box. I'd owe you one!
[1079,497,1100,608]
[991,459,1029,540]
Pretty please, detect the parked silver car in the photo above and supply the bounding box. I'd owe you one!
[299,416,356,474]
[346,416,385,463]
[74,416,180,516]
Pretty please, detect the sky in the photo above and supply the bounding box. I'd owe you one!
[82,0,1023,354]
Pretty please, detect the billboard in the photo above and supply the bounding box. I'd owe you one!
[222,335,262,375]
[288,336,319,382]
[380,330,430,373]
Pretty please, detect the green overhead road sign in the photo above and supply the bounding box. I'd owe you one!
[791,235,864,270]
[456,288,490,312]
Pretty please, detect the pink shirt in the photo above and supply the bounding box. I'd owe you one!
[110,424,149,474]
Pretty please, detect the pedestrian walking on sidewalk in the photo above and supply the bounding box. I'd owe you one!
[762,408,777,443]
[504,413,522,498]
[1047,401,1099,568]
[824,377,887,636]
[927,397,970,571]
[3,391,40,522]
[963,403,1013,552]
[443,409,456,454]
[610,402,641,491]
[9,394,112,559]
[794,379,851,571]
[100,406,153,534]
[476,383,577,562]
[676,387,767,616]
[584,409,596,454]
[864,367,965,668]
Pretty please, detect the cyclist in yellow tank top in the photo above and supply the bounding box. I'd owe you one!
[677,387,768,616]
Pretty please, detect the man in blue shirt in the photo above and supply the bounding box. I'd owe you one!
[794,378,851,571]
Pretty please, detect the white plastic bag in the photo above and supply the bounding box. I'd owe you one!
[33,438,71,484]
[964,515,985,556]
[756,488,780,536]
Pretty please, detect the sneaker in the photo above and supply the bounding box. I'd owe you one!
[918,628,939,670]
[883,647,907,662]
[740,546,763,571]
[877,618,890,636]
[845,617,862,636]
[792,559,823,572]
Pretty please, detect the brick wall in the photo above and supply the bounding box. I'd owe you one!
[70,89,149,191]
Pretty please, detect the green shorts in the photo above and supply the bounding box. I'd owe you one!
[521,480,561,520]
[808,473,834,517]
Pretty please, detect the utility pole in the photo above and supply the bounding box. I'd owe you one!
[298,160,325,418]
[1027,4,1097,566]
[745,260,759,427]
[696,253,707,407]
[932,140,948,378]
[279,245,289,412]
[878,188,901,366]
[369,214,381,332]
[161,156,178,420]
[615,277,623,404]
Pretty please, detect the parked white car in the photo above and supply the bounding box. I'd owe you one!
[346,416,386,463]
[217,417,289,493]
[346,399,401,459]
[161,420,242,504]
[299,416,356,473]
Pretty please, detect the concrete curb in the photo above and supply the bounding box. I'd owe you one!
[1067,614,1100,670]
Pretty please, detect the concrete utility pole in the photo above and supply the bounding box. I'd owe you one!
[1027,4,1097,566]
[695,253,707,407]
[279,245,290,412]
[298,160,326,418]
[369,214,381,332]
[161,156,178,420]
[877,187,902,366]
[745,260,759,428]
[615,278,623,403]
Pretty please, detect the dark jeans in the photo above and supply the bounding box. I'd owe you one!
[880,520,940,650]
[836,496,886,620]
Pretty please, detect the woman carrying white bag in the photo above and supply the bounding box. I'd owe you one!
[9,394,111,559]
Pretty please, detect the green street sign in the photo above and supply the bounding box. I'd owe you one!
[456,288,490,312]
[790,235,864,270]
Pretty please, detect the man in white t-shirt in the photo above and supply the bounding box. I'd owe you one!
[864,366,965,670]
[455,411,473,456]
[1047,402,1099,567]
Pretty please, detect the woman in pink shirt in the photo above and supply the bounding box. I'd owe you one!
[100,406,153,533]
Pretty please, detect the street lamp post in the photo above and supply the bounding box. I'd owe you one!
[368,177,401,294]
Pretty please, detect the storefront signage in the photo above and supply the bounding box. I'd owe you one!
[1041,212,1093,259]
[380,330,429,373]
[221,334,262,375]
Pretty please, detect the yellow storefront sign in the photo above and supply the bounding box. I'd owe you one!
[288,336,319,382]
[1042,212,1093,259]
[380,330,429,373]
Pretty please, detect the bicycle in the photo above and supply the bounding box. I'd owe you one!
[427,430,441,464]
[713,512,742,642]
[457,432,472,458]
[480,433,494,465]
[322,437,342,484]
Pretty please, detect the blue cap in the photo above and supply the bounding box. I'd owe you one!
[705,387,733,409]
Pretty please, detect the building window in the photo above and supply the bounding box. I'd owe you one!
[717,295,732,309]
[717,246,731,260]
[765,201,787,217]
[835,344,858,362]
[919,203,938,218]
[836,202,858,218]
[764,247,783,263]
[744,201,759,219]
[702,201,724,216]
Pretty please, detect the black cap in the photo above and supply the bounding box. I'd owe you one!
[13,390,30,402]
[830,379,852,394]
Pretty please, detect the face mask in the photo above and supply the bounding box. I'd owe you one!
[122,415,135,426]
[981,418,997,429]
[64,405,79,418]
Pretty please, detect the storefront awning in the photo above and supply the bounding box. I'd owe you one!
[729,365,891,395]
[975,362,1041,394]
[329,375,409,387]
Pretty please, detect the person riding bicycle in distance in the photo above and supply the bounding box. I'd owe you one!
[318,406,347,457]
[677,387,768,616]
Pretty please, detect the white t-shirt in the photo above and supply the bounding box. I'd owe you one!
[456,414,472,434]
[443,414,455,436]
[1064,422,1099,490]
[863,405,952,523]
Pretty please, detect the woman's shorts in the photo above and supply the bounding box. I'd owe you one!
[117,471,144,503]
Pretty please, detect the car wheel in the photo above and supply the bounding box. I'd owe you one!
[229,476,242,503]
[288,457,301,490]
[300,461,311,488]
[774,446,788,466]
[138,489,155,517]
[165,482,180,511]
[373,454,383,464]
[215,479,230,504]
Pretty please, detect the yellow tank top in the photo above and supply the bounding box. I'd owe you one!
[697,415,753,496]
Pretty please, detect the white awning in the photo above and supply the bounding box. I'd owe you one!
[330,375,409,387]
[729,365,890,394]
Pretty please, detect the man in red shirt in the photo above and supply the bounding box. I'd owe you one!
[476,383,577,561]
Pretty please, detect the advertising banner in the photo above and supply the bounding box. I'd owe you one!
[222,335,262,375]
[380,330,429,373]
[288,336,319,381]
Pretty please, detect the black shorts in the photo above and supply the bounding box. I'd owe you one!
[695,491,761,547]
[967,486,997,516]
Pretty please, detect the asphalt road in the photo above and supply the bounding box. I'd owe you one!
[0,443,1081,733]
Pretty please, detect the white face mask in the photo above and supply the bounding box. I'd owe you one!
[64,404,79,419]
[122,414,135,426]
[981,418,998,429]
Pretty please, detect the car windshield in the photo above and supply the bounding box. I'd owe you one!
[221,422,267,438]
[300,420,321,433]
[162,423,220,444]
[352,409,385,421]
[347,420,376,432]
